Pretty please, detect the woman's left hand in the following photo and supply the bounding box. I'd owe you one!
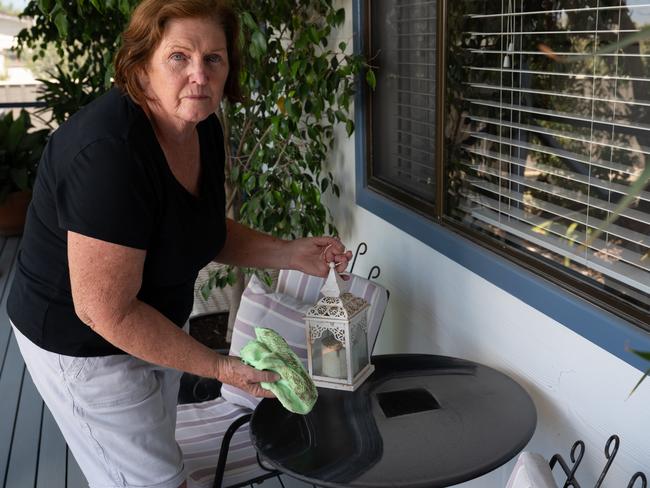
[287,237,353,277]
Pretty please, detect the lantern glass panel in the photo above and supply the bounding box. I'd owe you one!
[312,328,347,380]
[351,320,369,377]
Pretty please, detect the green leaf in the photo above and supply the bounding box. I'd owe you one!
[286,99,301,119]
[252,30,267,55]
[88,0,102,12]
[291,61,301,79]
[338,41,347,52]
[118,0,132,16]
[54,12,69,38]
[630,348,650,362]
[335,8,346,26]
[279,61,289,77]
[200,282,211,300]
[241,11,257,30]
[6,113,26,153]
[321,178,329,192]
[37,0,53,14]
[346,120,355,136]
[366,69,377,90]
[307,26,319,44]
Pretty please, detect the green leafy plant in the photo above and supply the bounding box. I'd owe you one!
[222,2,364,242]
[0,110,49,203]
[207,0,369,294]
[15,0,134,126]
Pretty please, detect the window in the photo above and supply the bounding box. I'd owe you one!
[363,0,650,328]
[365,0,439,214]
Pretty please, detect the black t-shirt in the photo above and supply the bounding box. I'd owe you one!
[7,87,227,356]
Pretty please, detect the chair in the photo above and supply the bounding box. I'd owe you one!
[505,452,557,488]
[176,264,389,488]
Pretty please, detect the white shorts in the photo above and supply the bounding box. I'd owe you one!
[12,324,186,488]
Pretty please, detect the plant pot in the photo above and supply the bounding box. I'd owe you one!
[0,190,31,236]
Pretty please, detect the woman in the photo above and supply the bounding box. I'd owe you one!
[7,1,351,487]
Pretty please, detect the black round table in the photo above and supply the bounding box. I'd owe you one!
[249,353,537,488]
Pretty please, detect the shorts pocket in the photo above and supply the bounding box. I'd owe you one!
[66,355,159,410]
[58,355,97,382]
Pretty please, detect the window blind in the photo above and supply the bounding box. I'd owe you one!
[446,0,650,314]
[369,0,437,204]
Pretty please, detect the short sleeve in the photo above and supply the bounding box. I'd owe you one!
[56,138,157,249]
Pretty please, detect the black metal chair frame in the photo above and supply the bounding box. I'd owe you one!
[211,413,288,488]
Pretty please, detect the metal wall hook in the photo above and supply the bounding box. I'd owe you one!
[595,435,620,487]
[367,265,381,280]
[350,242,367,274]
[628,472,647,488]
[550,440,584,488]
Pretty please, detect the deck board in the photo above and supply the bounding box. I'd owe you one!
[0,335,27,486]
[0,237,20,372]
[4,372,44,488]
[36,407,67,488]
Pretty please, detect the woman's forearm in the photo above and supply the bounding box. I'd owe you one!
[91,299,223,378]
[86,299,278,397]
[215,218,291,269]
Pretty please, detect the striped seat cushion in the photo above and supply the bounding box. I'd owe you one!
[176,397,267,488]
[221,270,389,410]
[505,452,557,488]
[219,275,312,409]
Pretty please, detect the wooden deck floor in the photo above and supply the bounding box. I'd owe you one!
[0,236,310,488]
[0,236,86,488]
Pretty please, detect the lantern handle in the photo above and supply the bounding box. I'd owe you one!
[350,242,367,274]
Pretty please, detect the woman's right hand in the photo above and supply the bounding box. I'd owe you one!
[215,355,279,398]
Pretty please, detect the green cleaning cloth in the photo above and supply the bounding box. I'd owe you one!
[240,327,318,415]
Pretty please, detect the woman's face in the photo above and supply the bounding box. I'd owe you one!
[141,17,229,126]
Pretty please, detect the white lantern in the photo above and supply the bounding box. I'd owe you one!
[305,263,374,391]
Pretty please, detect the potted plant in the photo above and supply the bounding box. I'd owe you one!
[0,109,49,235]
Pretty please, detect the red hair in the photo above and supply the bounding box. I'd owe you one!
[114,0,242,106]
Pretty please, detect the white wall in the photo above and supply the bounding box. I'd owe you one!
[326,3,650,486]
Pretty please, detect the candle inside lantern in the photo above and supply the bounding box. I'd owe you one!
[320,332,346,378]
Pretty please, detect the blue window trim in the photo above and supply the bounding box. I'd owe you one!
[352,0,650,373]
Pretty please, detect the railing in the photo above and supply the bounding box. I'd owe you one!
[0,99,51,131]
[0,101,46,109]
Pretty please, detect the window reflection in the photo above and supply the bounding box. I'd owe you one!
[446,0,650,316]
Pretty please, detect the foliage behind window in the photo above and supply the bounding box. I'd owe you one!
[445,0,650,324]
